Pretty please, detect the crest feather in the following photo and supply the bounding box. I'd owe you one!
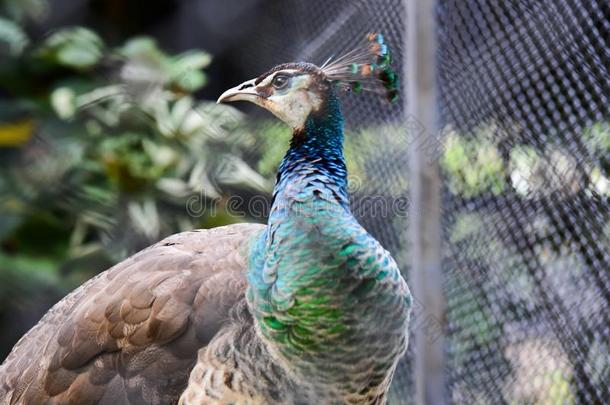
[321,33,399,103]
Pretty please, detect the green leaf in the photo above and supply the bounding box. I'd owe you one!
[0,16,29,56]
[441,128,507,197]
[173,70,207,92]
[119,37,163,59]
[50,87,76,119]
[39,27,103,69]
[56,46,99,68]
[170,51,212,91]
[173,51,212,70]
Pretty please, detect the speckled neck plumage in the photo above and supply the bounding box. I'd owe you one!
[246,88,411,403]
[275,91,349,210]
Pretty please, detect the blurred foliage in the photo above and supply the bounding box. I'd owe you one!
[442,120,610,403]
[0,2,272,359]
[583,121,610,177]
[441,126,506,197]
[440,121,610,198]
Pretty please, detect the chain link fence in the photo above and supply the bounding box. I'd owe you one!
[438,1,610,403]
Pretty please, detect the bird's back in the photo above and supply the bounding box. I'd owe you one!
[0,223,265,405]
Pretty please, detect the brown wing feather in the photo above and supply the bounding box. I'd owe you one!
[0,223,265,405]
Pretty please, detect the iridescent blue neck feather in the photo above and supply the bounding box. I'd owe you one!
[275,91,348,210]
[246,86,411,403]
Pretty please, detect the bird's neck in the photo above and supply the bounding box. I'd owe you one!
[248,93,366,385]
[246,92,408,401]
[273,93,349,209]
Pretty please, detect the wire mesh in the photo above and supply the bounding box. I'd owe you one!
[438,0,610,403]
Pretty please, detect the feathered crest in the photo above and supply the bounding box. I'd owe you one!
[321,33,399,103]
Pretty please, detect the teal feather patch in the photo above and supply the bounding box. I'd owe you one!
[245,89,411,394]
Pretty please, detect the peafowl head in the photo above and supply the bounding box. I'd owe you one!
[218,33,398,131]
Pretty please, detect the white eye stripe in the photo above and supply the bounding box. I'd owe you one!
[259,70,301,87]
[258,76,273,86]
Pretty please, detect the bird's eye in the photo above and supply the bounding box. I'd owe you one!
[272,74,289,89]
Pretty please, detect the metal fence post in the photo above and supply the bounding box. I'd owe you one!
[405,0,446,404]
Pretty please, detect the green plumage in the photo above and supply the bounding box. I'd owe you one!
[246,89,411,402]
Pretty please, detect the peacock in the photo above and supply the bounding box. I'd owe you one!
[0,33,410,404]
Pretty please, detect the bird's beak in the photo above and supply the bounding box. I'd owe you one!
[217,79,259,104]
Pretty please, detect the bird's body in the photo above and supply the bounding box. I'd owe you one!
[1,35,410,404]
[244,92,410,404]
